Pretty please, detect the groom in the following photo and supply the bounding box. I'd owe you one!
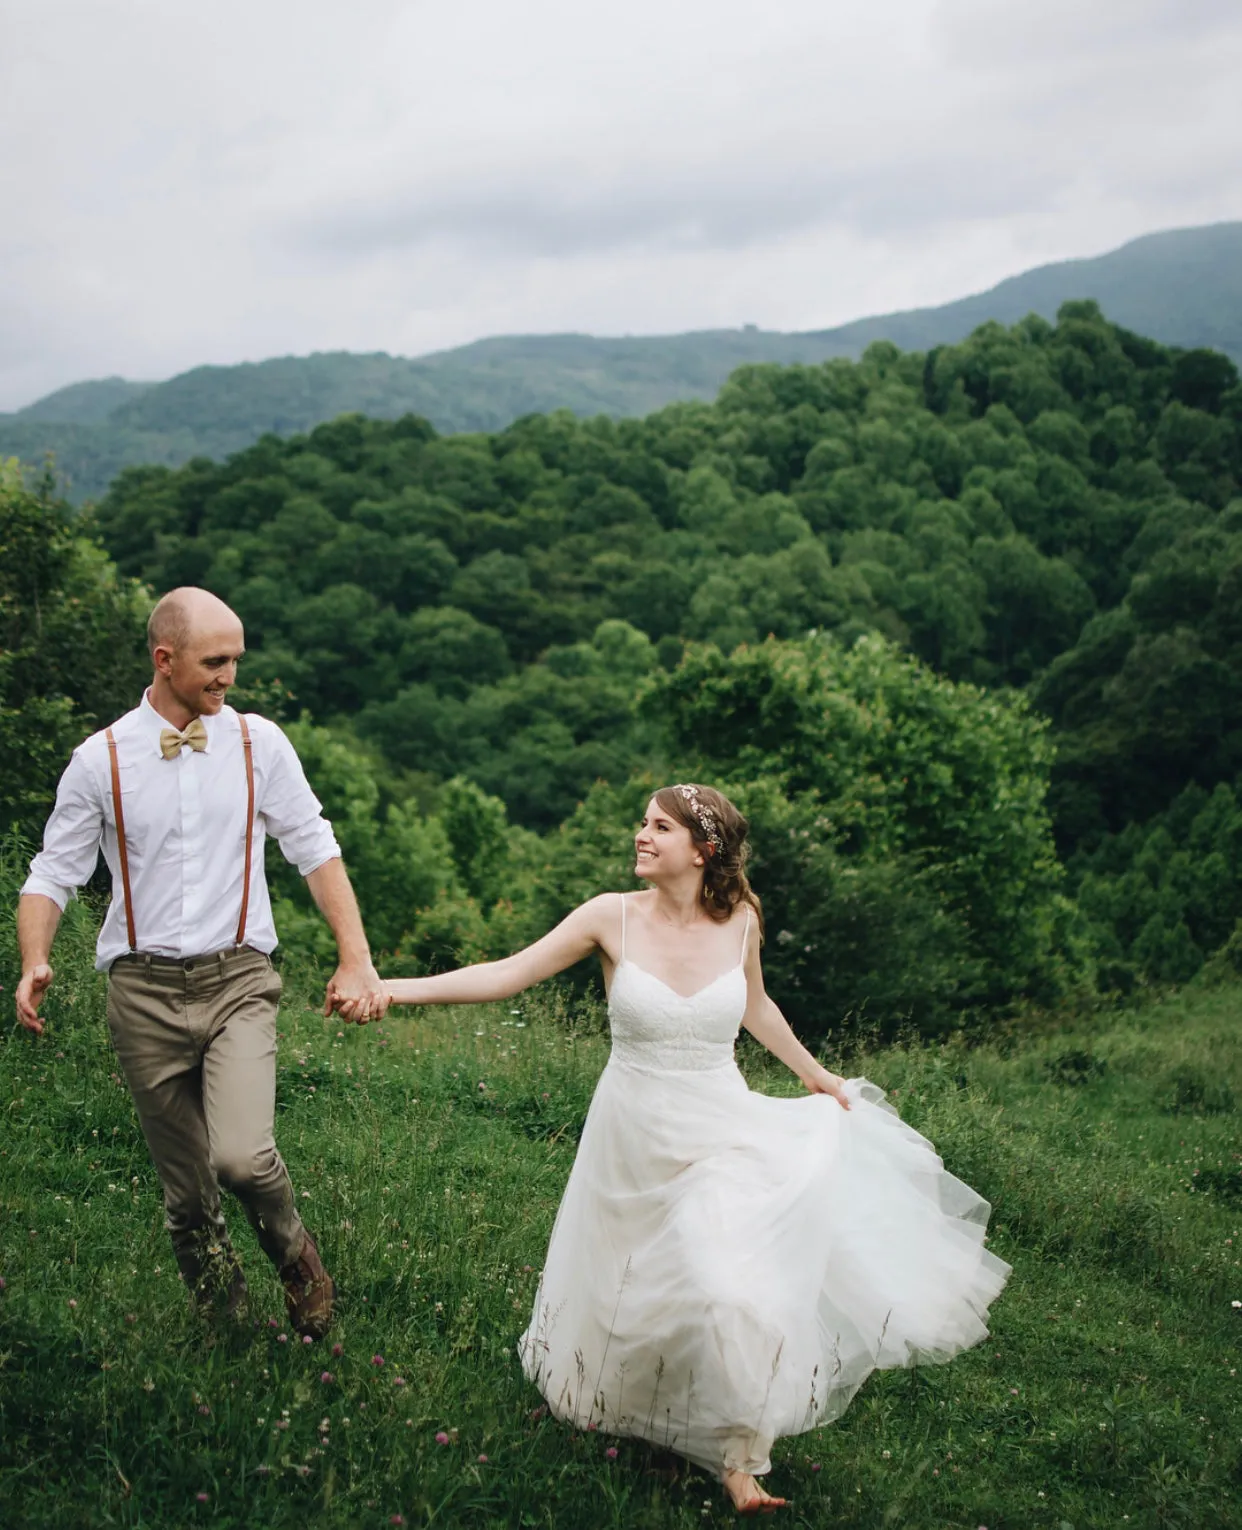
[14,586,389,1335]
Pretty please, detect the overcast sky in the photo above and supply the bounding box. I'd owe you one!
[1,0,1240,410]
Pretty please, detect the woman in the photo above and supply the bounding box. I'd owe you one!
[347,785,1010,1513]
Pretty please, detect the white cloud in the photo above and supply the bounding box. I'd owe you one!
[0,0,1240,408]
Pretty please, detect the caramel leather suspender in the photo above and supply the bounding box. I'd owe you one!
[235,716,255,948]
[105,728,138,953]
[105,716,257,953]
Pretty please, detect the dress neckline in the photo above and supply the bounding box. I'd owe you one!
[617,892,751,1003]
[615,957,744,1004]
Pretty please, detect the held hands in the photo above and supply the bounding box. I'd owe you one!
[802,1062,852,1110]
[323,960,390,1025]
[15,964,54,1036]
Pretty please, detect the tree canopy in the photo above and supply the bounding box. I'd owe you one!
[7,300,1242,1019]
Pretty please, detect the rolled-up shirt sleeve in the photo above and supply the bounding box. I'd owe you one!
[21,748,105,909]
[260,724,342,877]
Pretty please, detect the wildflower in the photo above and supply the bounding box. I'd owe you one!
[268,1317,278,1327]
[68,1299,77,1309]
[881,1449,890,1458]
[605,1447,618,1460]
[125,1313,136,1325]
[391,1518,405,1526]
[1009,1387,1018,1395]
[277,1333,288,1344]
[1233,1300,1241,1309]
[0,1277,5,1291]
[196,1492,209,1502]
[332,1342,343,1357]
[302,1334,314,1345]
[478,1081,486,1092]
[435,1431,450,1445]
[297,1465,310,1477]
[256,1465,271,1476]
[320,1372,334,1384]
[394,1376,406,1387]
[197,1404,211,1416]
[810,1464,822,1473]
[477,1454,489,1464]
[372,1354,385,1367]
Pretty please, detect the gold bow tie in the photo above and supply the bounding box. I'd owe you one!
[159,718,208,759]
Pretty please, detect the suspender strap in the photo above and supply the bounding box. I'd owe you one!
[107,715,256,955]
[235,715,255,948]
[105,728,138,953]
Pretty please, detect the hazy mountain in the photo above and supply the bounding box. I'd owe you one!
[15,376,156,425]
[3,221,1239,502]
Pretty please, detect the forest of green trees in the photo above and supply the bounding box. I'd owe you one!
[4,301,1242,1037]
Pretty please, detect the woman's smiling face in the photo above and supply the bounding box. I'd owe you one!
[634,796,701,881]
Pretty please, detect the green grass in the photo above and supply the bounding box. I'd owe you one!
[2,923,1240,1529]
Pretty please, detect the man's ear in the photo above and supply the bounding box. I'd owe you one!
[152,644,175,677]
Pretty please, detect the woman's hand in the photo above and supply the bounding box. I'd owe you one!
[801,1063,851,1110]
[336,985,395,1024]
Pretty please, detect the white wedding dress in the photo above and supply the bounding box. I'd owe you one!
[517,896,1011,1479]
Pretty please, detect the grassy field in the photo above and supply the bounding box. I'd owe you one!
[2,905,1240,1529]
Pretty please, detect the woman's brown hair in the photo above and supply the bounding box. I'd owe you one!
[652,784,764,937]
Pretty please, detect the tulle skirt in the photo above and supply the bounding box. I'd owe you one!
[517,1057,1010,1478]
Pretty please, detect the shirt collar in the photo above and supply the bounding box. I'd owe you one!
[140,688,218,757]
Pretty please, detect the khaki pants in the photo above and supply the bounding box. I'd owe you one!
[106,945,306,1288]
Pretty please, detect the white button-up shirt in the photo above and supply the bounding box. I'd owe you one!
[22,693,341,970]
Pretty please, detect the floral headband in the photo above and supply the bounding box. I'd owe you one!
[674,783,723,854]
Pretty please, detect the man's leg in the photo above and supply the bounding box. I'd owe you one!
[197,949,304,1265]
[106,960,238,1306]
[198,948,333,1336]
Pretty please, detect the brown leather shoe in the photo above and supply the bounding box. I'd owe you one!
[280,1233,335,1339]
[183,1241,249,1321]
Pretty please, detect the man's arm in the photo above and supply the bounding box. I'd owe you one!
[254,719,388,1022]
[15,895,63,1034]
[16,747,105,1036]
[303,857,387,1022]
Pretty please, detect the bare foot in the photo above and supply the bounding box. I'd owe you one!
[722,1469,787,1514]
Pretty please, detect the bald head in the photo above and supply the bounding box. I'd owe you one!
[148,587,241,661]
[147,587,246,725]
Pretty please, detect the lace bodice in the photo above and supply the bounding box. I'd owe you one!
[607,896,750,1073]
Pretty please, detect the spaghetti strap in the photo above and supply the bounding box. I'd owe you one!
[739,905,752,966]
[619,892,628,961]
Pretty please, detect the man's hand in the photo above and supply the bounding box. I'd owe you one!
[15,964,54,1035]
[802,1063,852,1110]
[323,959,389,1024]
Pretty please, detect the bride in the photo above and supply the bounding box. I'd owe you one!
[344,784,1010,1513]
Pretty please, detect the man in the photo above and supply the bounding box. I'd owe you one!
[14,586,388,1336]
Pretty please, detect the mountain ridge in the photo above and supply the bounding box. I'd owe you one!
[4,220,1240,501]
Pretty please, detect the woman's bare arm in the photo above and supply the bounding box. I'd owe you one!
[740,931,851,1109]
[346,894,620,1014]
